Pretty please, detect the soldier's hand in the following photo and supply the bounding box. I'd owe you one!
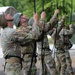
[33,13,39,22]
[41,11,46,19]
[52,28,56,32]
[69,24,73,28]
[62,15,66,20]
[54,9,59,15]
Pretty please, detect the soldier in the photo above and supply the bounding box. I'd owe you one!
[51,15,67,75]
[1,14,22,75]
[60,24,74,75]
[28,9,59,75]
[1,13,41,75]
[13,12,42,75]
[52,20,74,75]
[37,10,60,75]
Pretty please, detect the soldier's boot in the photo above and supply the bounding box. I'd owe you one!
[70,72,75,75]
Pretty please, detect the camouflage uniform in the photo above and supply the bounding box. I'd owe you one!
[36,13,59,75]
[65,50,74,75]
[1,18,41,75]
[56,26,74,75]
[18,25,39,75]
[52,32,66,75]
[51,18,67,75]
[16,21,41,75]
[12,12,42,75]
[1,27,22,75]
[60,27,74,75]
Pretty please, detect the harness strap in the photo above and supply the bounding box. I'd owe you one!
[4,62,7,72]
[5,55,23,61]
[4,55,23,69]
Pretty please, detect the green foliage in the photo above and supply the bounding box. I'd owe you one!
[0,0,75,43]
[0,0,75,25]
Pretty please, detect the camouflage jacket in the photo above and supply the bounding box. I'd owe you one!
[51,18,66,49]
[1,22,41,58]
[37,13,59,52]
[59,27,74,50]
[40,13,58,32]
[1,27,21,58]
[18,25,34,54]
[51,20,74,50]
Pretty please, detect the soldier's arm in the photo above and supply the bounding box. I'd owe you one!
[39,11,46,31]
[57,15,66,33]
[50,15,65,37]
[45,9,59,32]
[69,24,74,34]
[25,13,42,40]
[25,21,41,40]
[39,10,59,32]
[11,30,27,42]
[11,23,40,46]
[51,28,56,40]
[11,13,42,44]
[67,24,74,38]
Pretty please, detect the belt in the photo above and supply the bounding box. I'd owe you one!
[5,57,21,64]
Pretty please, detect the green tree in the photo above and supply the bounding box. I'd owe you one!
[0,0,75,25]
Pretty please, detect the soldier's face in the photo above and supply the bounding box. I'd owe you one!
[21,21,28,27]
[20,15,28,26]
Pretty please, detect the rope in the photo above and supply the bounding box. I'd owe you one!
[42,0,44,11]
[54,0,58,45]
[34,0,36,13]
[63,0,65,14]
[41,0,45,75]
[28,0,37,75]
[70,0,73,23]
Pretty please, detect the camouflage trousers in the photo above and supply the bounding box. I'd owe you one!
[22,54,37,75]
[37,51,57,75]
[65,50,74,74]
[56,50,67,75]
[5,62,21,75]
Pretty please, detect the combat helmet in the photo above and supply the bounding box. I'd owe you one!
[28,17,34,26]
[13,12,22,27]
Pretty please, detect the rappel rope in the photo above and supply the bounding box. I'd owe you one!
[28,0,37,75]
